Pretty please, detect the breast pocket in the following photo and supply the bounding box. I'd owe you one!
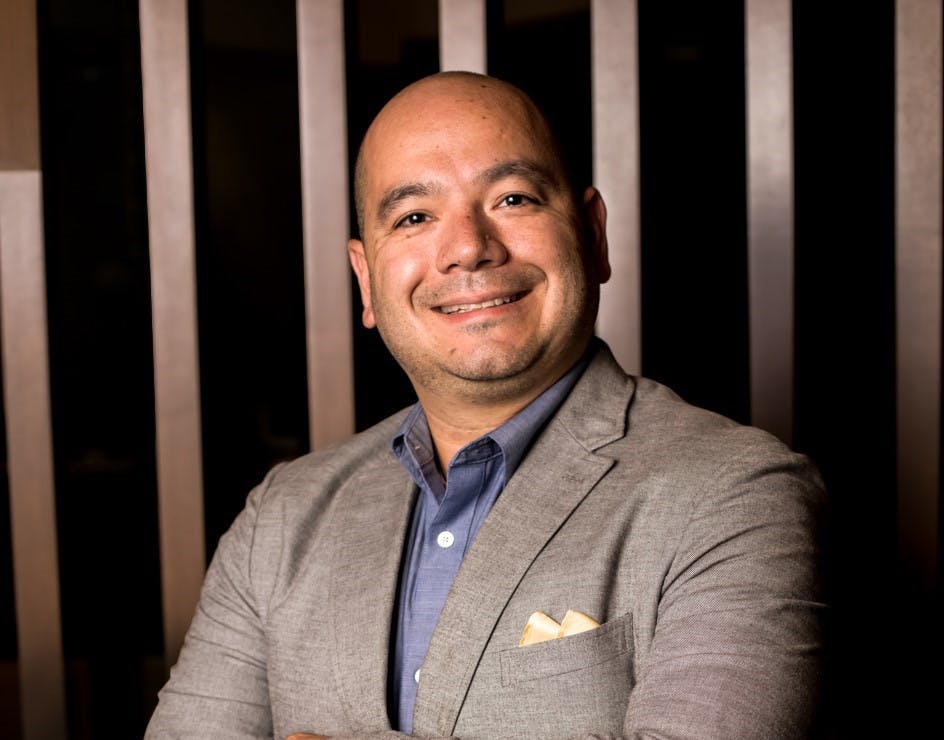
[499,611,635,687]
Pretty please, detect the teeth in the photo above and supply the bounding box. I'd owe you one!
[441,295,517,315]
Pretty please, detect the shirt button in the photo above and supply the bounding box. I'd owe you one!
[436,530,455,548]
[414,669,421,683]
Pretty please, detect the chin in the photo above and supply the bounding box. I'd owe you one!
[446,342,545,382]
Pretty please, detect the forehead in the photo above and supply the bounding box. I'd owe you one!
[361,79,562,194]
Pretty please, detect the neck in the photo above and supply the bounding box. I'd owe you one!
[410,338,596,472]
[417,389,542,474]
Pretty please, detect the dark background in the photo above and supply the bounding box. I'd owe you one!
[0,0,937,737]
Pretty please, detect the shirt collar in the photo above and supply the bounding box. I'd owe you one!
[391,350,591,488]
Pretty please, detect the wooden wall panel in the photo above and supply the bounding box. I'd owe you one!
[1,2,938,734]
[297,0,355,448]
[0,173,66,740]
[440,0,487,73]
[0,0,40,171]
[139,0,207,668]
[745,0,795,445]
[895,0,941,589]
[592,0,641,376]
[0,1,67,737]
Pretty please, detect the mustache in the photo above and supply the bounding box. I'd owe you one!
[414,267,542,308]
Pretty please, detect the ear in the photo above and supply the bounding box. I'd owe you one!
[347,238,376,328]
[581,186,611,284]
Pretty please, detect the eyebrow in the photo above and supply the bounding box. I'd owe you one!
[373,159,560,225]
[375,182,441,225]
[474,159,559,191]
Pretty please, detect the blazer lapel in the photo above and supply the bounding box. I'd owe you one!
[413,345,635,736]
[329,459,417,730]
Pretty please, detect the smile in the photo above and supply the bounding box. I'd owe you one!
[436,292,525,315]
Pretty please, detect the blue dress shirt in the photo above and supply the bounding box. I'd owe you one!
[389,357,588,732]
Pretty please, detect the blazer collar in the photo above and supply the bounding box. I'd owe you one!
[553,339,635,451]
[413,340,636,736]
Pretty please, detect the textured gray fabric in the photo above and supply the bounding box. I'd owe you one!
[145,343,825,739]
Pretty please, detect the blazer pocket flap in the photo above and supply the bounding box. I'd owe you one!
[500,612,634,686]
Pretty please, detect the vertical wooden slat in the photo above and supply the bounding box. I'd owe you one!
[0,0,40,172]
[296,0,355,448]
[592,0,641,376]
[0,177,65,740]
[0,177,67,740]
[895,0,941,590]
[745,0,795,445]
[139,0,206,668]
[0,1,67,737]
[439,0,487,73]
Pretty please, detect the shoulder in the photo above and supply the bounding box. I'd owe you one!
[220,407,412,548]
[602,378,826,562]
[566,340,796,463]
[209,407,414,608]
[267,407,411,493]
[569,341,823,512]
[629,376,774,454]
[627,376,815,481]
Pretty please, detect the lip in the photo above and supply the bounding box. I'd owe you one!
[434,290,528,316]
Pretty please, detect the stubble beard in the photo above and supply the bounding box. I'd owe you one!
[374,275,596,406]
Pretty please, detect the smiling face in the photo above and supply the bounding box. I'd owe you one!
[348,73,609,409]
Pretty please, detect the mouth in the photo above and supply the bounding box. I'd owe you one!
[435,292,526,315]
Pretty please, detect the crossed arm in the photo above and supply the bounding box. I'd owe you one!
[145,443,826,739]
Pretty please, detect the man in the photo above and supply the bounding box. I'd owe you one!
[146,72,825,739]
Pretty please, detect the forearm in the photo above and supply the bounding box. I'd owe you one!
[621,442,826,738]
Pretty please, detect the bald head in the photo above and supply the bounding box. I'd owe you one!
[345,69,610,421]
[353,72,570,236]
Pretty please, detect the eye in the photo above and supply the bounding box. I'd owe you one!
[395,212,429,228]
[499,193,536,208]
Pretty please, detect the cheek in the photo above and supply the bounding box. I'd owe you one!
[544,244,592,312]
[507,217,581,261]
[371,252,427,313]
[532,227,587,284]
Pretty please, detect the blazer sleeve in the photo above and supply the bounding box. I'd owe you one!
[144,465,283,739]
[621,437,827,739]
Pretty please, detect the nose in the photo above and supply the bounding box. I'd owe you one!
[435,209,508,272]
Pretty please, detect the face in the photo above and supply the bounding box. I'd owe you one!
[349,75,610,406]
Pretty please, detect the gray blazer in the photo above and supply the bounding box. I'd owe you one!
[146,343,825,739]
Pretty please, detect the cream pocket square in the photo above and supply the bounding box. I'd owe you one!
[518,609,600,646]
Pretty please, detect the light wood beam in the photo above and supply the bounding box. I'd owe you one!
[440,0,487,73]
[745,0,795,445]
[592,0,641,375]
[0,0,67,736]
[895,0,941,590]
[297,0,355,447]
[139,0,207,668]
[0,173,66,740]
